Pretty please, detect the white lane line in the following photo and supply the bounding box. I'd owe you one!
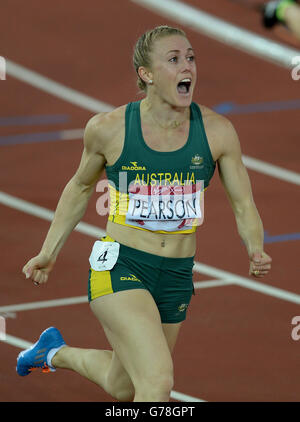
[193,262,300,305]
[1,333,203,402]
[194,280,233,289]
[44,129,300,185]
[1,190,299,305]
[0,191,106,238]
[3,334,33,350]
[5,59,300,185]
[0,297,88,314]
[0,280,231,314]
[132,0,300,69]
[6,60,114,113]
[242,155,300,186]
[60,128,84,141]
[170,390,205,402]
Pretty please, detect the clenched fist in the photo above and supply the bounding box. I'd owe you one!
[22,254,56,286]
[249,251,272,278]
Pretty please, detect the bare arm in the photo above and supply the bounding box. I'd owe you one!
[40,115,106,259]
[23,114,107,283]
[217,118,272,277]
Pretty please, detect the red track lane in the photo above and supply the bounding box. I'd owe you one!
[0,0,299,402]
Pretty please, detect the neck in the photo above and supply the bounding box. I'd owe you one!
[142,94,190,130]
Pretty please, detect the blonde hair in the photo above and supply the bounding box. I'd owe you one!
[133,25,187,92]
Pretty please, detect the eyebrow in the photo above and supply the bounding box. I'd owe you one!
[166,48,194,55]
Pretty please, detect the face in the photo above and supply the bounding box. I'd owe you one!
[144,35,197,107]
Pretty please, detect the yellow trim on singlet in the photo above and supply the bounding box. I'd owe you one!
[107,184,207,234]
[100,235,115,242]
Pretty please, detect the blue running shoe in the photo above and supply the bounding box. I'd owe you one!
[16,327,66,376]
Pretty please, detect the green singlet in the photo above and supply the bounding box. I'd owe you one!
[105,100,216,234]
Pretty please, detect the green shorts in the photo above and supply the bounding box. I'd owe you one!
[88,239,195,324]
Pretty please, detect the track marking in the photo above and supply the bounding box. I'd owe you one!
[60,128,84,141]
[1,6,296,405]
[3,334,33,350]
[242,156,300,185]
[132,0,300,68]
[0,114,70,126]
[170,390,205,402]
[214,99,300,115]
[1,125,299,184]
[1,190,299,305]
[0,296,88,314]
[0,191,102,238]
[264,230,300,244]
[0,280,231,314]
[193,262,300,304]
[6,60,114,113]
[3,126,300,185]
[0,128,84,146]
[194,280,233,289]
[1,333,204,402]
[5,60,300,185]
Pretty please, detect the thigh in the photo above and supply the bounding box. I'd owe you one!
[162,322,183,353]
[103,321,182,398]
[90,289,173,386]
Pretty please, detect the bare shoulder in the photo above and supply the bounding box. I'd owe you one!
[198,104,240,160]
[83,105,127,154]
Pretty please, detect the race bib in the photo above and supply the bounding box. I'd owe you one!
[125,180,204,232]
[89,241,120,271]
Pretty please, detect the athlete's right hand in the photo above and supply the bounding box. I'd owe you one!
[22,253,56,286]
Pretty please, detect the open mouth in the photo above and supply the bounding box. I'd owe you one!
[177,78,192,95]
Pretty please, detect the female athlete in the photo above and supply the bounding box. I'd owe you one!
[18,25,272,402]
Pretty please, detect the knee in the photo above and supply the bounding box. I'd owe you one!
[151,372,174,396]
[106,369,135,402]
[134,368,174,401]
[114,384,135,402]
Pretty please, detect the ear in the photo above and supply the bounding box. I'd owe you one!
[138,66,153,85]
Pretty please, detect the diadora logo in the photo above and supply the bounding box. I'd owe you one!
[178,303,188,312]
[121,161,147,171]
[120,274,141,282]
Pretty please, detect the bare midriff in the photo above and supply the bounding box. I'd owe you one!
[106,220,196,258]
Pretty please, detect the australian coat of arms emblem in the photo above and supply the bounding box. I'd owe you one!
[191,154,203,166]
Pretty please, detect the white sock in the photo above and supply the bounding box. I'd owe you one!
[47,345,67,370]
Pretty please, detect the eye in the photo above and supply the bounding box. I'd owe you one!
[169,56,178,63]
[187,55,195,62]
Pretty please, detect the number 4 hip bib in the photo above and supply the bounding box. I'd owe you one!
[89,241,120,271]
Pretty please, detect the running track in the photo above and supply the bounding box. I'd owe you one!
[0,0,299,402]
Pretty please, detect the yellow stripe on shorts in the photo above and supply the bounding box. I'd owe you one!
[89,268,114,300]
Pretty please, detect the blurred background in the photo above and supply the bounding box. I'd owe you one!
[0,0,299,402]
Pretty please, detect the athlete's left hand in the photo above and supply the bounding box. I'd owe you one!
[249,251,272,278]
